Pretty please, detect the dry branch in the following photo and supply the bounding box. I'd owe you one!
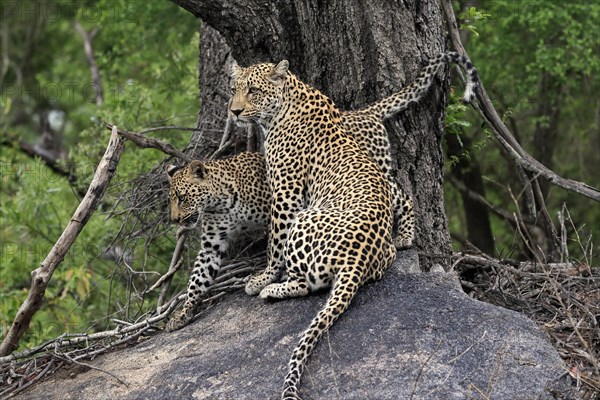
[456,253,600,395]
[0,133,75,183]
[102,122,192,162]
[0,250,265,398]
[155,227,189,309]
[441,0,600,203]
[0,126,125,357]
[74,21,103,106]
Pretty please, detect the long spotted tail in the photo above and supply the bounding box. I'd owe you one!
[360,51,480,121]
[281,273,361,400]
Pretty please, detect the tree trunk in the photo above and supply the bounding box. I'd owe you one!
[446,131,496,255]
[532,72,562,200]
[173,0,453,267]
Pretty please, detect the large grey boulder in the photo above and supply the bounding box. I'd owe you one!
[16,250,570,400]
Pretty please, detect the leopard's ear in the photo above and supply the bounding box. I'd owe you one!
[164,164,179,181]
[187,160,207,179]
[269,60,289,84]
[231,59,243,80]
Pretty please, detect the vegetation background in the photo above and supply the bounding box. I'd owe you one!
[1,0,598,352]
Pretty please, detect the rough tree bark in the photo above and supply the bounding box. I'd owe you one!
[173,0,454,266]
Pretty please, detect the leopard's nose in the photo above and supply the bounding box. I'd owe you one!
[231,109,242,117]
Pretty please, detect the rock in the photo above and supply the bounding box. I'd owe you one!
[15,250,569,400]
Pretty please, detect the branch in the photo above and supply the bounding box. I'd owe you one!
[441,0,600,202]
[154,227,189,310]
[0,126,125,357]
[137,126,200,135]
[209,113,236,160]
[447,175,529,226]
[74,21,103,106]
[1,133,75,183]
[102,122,192,162]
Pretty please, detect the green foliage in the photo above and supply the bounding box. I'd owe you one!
[447,1,599,260]
[1,0,198,349]
[459,6,491,36]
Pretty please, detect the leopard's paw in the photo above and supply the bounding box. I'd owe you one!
[165,307,195,332]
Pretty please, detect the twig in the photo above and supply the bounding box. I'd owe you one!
[156,227,189,309]
[138,126,200,135]
[53,352,128,387]
[0,126,125,357]
[410,339,443,400]
[1,357,58,398]
[210,114,236,159]
[447,175,531,225]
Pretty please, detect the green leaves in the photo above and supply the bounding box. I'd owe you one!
[1,0,198,349]
[446,0,600,259]
[459,6,491,36]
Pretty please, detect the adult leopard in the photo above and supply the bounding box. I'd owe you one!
[227,53,476,399]
[230,58,395,400]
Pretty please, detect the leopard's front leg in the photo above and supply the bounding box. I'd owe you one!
[167,214,233,331]
[245,187,304,295]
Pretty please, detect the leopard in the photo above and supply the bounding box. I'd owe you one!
[229,58,395,400]
[227,53,477,400]
[164,52,479,342]
[336,51,478,245]
[164,152,270,332]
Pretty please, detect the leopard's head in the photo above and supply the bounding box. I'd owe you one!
[165,161,213,227]
[229,60,289,126]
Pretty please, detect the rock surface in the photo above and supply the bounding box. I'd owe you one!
[16,250,569,400]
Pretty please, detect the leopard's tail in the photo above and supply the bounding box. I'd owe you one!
[360,51,480,121]
[281,272,361,400]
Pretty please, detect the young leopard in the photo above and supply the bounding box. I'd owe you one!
[164,152,270,332]
[229,60,393,400]
[165,51,479,334]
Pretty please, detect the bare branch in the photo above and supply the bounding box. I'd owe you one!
[74,21,103,106]
[441,0,600,202]
[138,126,200,135]
[1,132,75,183]
[447,175,529,225]
[210,114,236,159]
[102,122,192,162]
[0,127,125,357]
[155,227,189,309]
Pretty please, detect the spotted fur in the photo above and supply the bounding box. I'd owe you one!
[228,59,396,400]
[164,52,479,343]
[227,54,478,399]
[164,152,269,332]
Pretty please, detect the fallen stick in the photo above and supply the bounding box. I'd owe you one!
[0,126,126,357]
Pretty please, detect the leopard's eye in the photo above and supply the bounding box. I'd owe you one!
[177,192,186,203]
[248,86,260,95]
[230,86,236,95]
